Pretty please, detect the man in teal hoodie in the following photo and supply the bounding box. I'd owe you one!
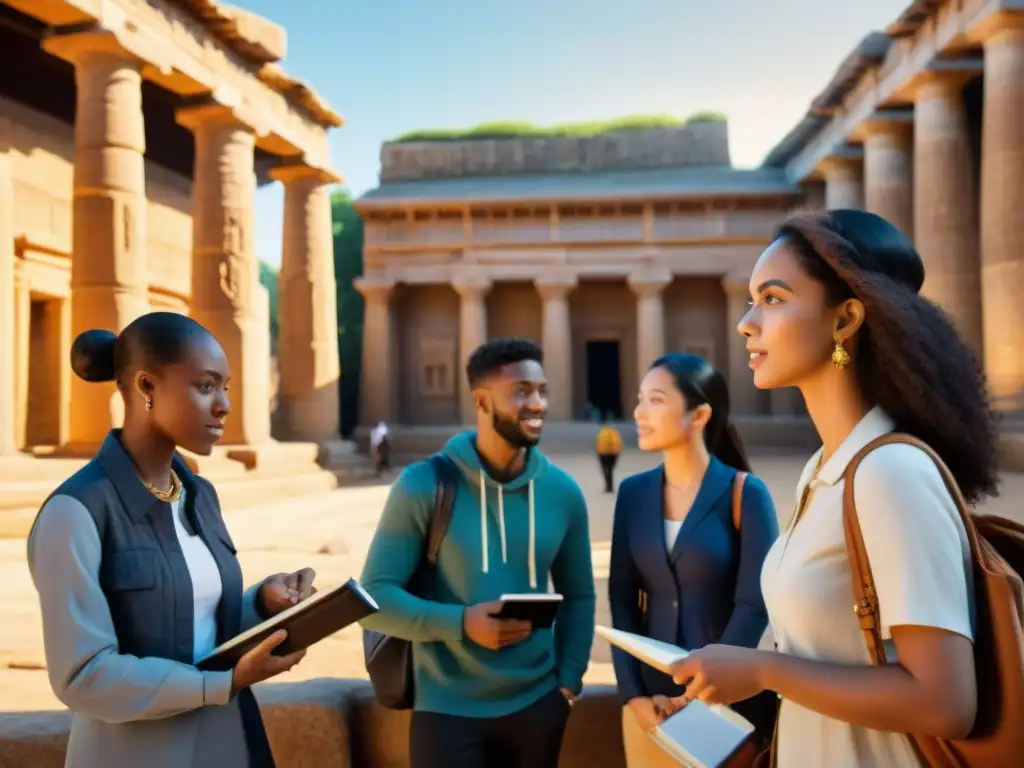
[359,338,596,768]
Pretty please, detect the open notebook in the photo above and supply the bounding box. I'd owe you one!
[595,625,756,768]
[196,577,379,671]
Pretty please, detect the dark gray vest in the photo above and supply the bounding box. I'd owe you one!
[41,430,273,766]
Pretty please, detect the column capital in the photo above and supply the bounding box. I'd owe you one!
[452,275,493,299]
[721,269,752,297]
[969,10,1024,45]
[534,274,577,301]
[907,60,984,101]
[176,97,270,137]
[627,266,672,297]
[817,152,863,181]
[853,109,914,142]
[354,276,396,302]
[269,160,343,186]
[42,26,170,71]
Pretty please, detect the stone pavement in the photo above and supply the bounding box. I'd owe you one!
[2,448,1023,713]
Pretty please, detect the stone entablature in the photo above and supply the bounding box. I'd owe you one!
[360,200,787,256]
[379,121,730,182]
[764,0,1024,409]
[9,0,341,170]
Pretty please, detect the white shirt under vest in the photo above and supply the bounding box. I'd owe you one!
[170,492,223,663]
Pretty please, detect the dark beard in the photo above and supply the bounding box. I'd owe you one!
[492,409,539,449]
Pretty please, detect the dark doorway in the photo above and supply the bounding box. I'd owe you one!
[585,340,623,420]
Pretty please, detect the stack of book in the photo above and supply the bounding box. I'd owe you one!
[596,626,757,768]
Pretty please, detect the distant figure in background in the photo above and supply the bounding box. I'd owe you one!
[595,420,623,493]
[370,421,390,476]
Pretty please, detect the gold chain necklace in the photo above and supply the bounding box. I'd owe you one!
[144,469,182,503]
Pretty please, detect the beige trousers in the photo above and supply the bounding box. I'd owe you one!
[621,704,683,767]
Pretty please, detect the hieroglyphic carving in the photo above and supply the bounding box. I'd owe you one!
[217,211,249,309]
[418,337,456,396]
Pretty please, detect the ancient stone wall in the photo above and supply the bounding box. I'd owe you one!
[1,97,193,303]
[379,121,731,182]
[0,680,626,768]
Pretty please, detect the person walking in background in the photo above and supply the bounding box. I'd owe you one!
[667,210,988,767]
[359,338,596,768]
[609,353,779,766]
[27,313,318,768]
[370,421,390,476]
[595,419,623,493]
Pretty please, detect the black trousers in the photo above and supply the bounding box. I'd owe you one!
[409,688,571,768]
[598,453,618,493]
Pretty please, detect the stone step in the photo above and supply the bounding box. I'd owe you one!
[355,416,821,461]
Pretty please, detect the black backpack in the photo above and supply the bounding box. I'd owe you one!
[362,454,459,709]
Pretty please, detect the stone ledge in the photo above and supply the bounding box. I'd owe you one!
[380,122,730,182]
[0,679,626,768]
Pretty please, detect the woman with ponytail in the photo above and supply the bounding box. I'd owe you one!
[27,312,318,768]
[608,352,779,766]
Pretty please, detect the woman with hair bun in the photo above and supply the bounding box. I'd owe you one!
[667,210,992,766]
[609,352,779,765]
[27,312,318,768]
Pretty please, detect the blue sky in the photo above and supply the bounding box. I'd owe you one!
[234,0,910,268]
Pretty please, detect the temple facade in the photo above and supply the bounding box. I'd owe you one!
[356,0,1024,429]
[766,0,1024,411]
[354,122,805,427]
[0,0,343,465]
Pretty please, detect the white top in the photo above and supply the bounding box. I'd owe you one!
[664,519,683,553]
[170,492,223,663]
[370,423,389,448]
[761,406,974,768]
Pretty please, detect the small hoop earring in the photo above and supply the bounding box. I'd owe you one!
[831,339,851,370]
[145,395,153,412]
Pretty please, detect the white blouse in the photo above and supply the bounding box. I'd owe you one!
[761,406,974,767]
[170,493,223,663]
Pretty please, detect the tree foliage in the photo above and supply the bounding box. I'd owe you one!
[259,261,279,354]
[393,111,727,143]
[331,189,365,438]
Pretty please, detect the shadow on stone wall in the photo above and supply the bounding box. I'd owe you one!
[0,680,626,768]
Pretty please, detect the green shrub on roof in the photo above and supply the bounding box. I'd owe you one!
[391,112,726,143]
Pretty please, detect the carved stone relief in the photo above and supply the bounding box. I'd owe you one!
[418,337,455,397]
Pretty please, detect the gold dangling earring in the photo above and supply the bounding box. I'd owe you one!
[831,338,851,370]
[145,395,153,412]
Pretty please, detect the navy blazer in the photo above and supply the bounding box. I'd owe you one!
[608,455,779,702]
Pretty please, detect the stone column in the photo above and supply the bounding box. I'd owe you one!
[979,18,1024,407]
[177,103,268,446]
[722,272,767,415]
[355,278,396,425]
[818,156,864,210]
[913,71,982,354]
[269,163,343,442]
[44,32,150,448]
[862,120,914,239]
[535,276,577,421]
[13,276,29,450]
[0,117,16,455]
[627,267,672,381]
[453,276,492,424]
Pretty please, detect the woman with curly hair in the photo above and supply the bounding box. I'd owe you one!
[666,209,996,767]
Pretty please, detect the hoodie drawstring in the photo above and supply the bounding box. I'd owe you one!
[479,470,537,589]
[528,479,536,589]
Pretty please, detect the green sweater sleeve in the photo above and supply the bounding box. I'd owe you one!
[549,481,596,694]
[358,463,465,644]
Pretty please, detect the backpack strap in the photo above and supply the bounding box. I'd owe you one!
[424,454,458,566]
[731,471,747,532]
[840,432,975,666]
